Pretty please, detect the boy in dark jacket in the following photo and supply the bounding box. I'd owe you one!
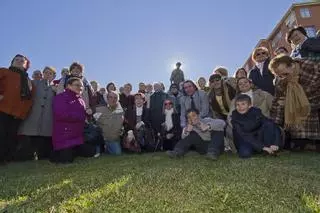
[231,94,281,158]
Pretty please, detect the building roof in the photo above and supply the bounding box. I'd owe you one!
[243,1,320,69]
[267,1,320,40]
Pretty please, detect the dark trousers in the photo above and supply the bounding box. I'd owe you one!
[0,112,22,162]
[163,139,176,151]
[14,136,53,161]
[234,121,280,158]
[174,131,209,155]
[31,136,52,159]
[50,144,95,164]
[207,131,225,156]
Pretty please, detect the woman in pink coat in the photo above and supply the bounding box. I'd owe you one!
[51,77,95,163]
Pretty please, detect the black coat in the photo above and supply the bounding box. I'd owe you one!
[124,106,150,132]
[249,58,275,96]
[161,112,181,142]
[232,107,265,134]
[119,94,135,112]
[300,37,320,60]
[150,91,169,133]
[232,107,270,151]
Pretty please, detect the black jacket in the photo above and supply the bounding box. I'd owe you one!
[124,106,150,132]
[161,112,181,142]
[249,58,275,96]
[150,91,169,133]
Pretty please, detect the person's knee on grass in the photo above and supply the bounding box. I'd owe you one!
[231,94,280,158]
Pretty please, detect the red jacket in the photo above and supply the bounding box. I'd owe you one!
[0,68,34,119]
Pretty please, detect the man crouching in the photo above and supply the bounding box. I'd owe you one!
[167,108,225,160]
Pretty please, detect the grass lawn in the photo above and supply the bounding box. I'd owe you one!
[1,152,320,213]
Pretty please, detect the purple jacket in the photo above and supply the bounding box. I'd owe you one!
[52,89,86,150]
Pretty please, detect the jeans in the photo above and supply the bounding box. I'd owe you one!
[96,141,122,155]
[234,121,281,158]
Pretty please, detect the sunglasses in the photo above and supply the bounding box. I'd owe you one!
[210,78,221,83]
[256,52,267,57]
[164,102,173,106]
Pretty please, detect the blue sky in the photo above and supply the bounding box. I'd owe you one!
[0,0,301,90]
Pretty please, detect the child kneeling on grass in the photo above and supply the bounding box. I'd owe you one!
[231,94,281,158]
[166,108,225,160]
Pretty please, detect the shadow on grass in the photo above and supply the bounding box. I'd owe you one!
[0,156,138,212]
[0,152,320,212]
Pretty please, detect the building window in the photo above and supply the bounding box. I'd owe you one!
[285,12,296,28]
[305,26,317,37]
[300,8,311,18]
[272,31,283,48]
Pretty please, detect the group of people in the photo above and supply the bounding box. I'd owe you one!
[0,26,319,164]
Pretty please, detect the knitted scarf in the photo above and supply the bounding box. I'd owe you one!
[283,65,310,127]
[9,66,32,100]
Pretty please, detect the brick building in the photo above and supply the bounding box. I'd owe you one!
[243,1,320,71]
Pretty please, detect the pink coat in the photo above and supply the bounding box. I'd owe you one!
[52,89,86,150]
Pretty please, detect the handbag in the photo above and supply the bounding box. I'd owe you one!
[83,121,104,146]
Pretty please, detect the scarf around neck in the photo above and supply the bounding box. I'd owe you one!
[164,108,174,131]
[9,66,32,100]
[283,63,310,127]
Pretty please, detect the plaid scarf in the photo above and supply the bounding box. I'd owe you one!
[284,65,310,127]
[9,66,32,100]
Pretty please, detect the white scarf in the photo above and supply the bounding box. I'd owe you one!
[256,61,265,76]
[164,108,174,131]
[136,106,143,116]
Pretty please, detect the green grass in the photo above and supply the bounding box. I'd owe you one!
[1,152,320,213]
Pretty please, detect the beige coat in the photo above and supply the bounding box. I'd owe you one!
[95,103,124,142]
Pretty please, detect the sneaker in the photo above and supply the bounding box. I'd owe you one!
[94,153,101,158]
[206,153,218,161]
[166,150,182,158]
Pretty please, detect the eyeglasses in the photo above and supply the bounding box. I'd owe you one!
[256,52,267,57]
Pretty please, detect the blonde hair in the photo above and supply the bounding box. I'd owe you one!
[43,66,56,74]
[252,47,269,62]
[268,54,294,75]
